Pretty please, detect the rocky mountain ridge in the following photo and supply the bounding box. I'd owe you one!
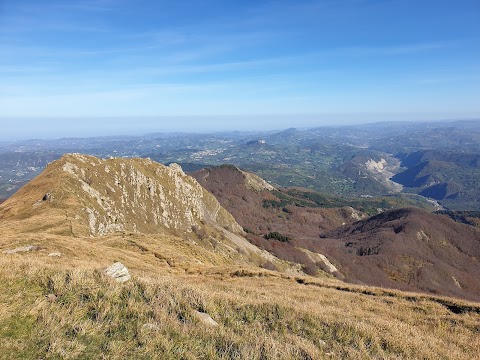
[0,154,243,239]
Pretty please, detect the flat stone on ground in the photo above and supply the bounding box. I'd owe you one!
[2,245,41,254]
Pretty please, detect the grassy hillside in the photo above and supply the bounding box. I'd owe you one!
[1,236,479,359]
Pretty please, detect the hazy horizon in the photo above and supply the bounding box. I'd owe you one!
[1,116,480,142]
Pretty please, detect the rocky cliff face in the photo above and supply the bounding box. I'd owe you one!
[0,154,243,237]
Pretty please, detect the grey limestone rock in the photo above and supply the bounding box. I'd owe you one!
[104,262,131,282]
[2,245,41,254]
[194,310,218,326]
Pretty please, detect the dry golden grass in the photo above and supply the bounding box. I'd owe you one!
[1,231,479,359]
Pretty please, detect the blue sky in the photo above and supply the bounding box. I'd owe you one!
[0,0,479,138]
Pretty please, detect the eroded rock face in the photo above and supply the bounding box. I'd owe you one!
[65,155,243,236]
[0,154,243,238]
[365,158,387,173]
[241,170,276,191]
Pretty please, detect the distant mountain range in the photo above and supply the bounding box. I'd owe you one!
[1,120,480,210]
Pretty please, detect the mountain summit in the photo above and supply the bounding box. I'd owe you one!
[0,154,243,238]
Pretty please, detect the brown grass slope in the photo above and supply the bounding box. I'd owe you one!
[319,208,480,302]
[1,234,480,359]
[191,165,362,238]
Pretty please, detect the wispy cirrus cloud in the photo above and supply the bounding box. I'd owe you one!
[7,0,116,15]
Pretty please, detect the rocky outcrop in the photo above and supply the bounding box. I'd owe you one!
[0,154,243,238]
[194,311,219,326]
[242,170,276,191]
[194,165,275,192]
[104,262,131,283]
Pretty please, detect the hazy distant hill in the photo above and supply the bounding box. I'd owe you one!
[392,150,480,209]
